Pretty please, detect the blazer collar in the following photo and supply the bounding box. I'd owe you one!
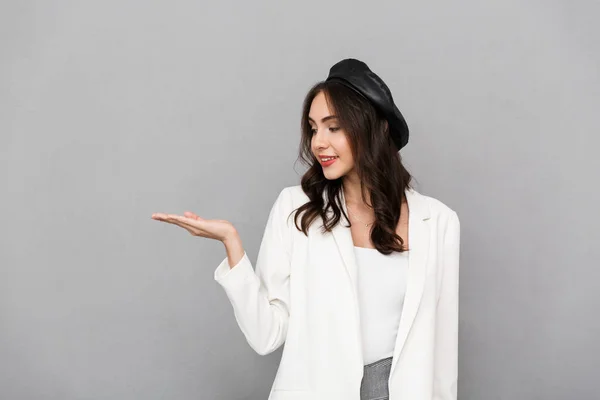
[326,185,431,377]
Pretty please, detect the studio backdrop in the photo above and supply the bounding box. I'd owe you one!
[1,1,598,399]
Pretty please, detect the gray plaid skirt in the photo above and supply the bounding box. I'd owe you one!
[360,356,393,400]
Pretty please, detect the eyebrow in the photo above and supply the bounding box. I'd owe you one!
[308,115,338,123]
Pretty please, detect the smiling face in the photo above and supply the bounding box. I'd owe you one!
[309,91,356,180]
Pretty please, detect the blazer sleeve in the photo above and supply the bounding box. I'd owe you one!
[433,210,460,400]
[213,187,293,356]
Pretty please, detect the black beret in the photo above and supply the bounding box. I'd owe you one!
[325,58,409,151]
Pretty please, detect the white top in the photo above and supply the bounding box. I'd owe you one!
[353,246,408,365]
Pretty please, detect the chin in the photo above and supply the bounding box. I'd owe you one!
[323,174,340,180]
[322,167,348,180]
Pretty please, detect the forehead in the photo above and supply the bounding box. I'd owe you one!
[308,91,335,121]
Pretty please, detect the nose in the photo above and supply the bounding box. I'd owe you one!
[312,127,328,149]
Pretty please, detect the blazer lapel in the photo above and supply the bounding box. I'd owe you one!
[328,186,431,376]
[390,188,430,376]
[328,187,363,365]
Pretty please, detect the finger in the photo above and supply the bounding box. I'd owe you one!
[152,213,185,224]
[167,214,186,222]
[154,215,197,233]
[153,213,203,234]
[184,211,202,220]
[167,215,203,232]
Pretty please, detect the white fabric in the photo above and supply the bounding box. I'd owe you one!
[213,185,460,400]
[353,246,408,365]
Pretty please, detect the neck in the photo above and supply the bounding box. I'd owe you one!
[342,173,408,209]
[342,173,372,208]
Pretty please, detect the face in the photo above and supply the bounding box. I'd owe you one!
[309,91,355,180]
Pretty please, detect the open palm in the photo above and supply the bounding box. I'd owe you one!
[151,211,235,242]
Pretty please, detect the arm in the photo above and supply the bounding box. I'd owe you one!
[433,211,461,400]
[213,188,293,356]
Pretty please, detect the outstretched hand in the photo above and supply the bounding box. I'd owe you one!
[151,211,236,243]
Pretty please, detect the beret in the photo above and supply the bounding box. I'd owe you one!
[325,58,409,150]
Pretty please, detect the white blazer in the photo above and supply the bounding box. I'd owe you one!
[214,184,460,400]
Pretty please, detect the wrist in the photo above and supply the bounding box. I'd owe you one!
[222,228,240,245]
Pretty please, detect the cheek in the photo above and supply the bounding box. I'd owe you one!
[340,153,353,167]
[335,139,352,160]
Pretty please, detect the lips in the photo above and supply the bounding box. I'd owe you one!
[319,156,338,167]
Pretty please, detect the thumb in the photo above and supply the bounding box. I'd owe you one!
[183,211,201,220]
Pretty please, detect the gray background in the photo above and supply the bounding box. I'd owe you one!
[1,1,598,399]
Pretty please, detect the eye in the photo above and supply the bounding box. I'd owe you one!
[310,128,317,135]
[329,127,340,132]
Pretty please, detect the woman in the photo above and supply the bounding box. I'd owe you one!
[152,59,460,400]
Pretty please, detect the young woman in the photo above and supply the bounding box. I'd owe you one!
[152,59,460,400]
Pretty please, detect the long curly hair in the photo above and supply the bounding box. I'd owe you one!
[290,80,414,255]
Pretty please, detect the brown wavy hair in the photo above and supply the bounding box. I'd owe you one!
[290,80,414,255]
